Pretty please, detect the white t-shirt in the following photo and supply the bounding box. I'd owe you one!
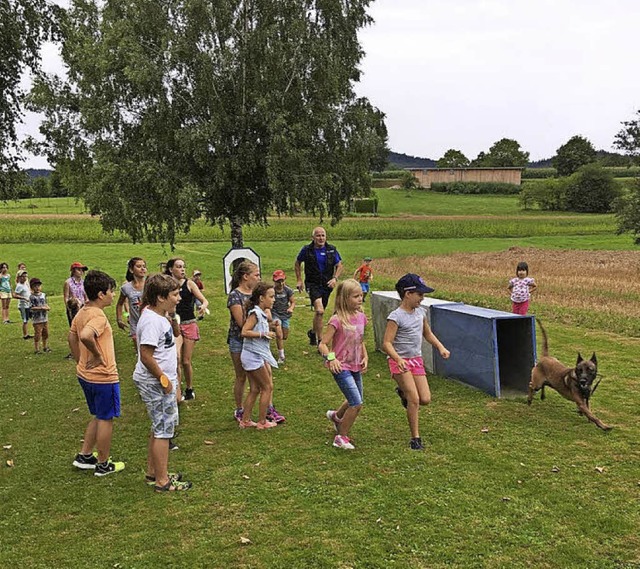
[133,308,178,381]
[15,282,31,309]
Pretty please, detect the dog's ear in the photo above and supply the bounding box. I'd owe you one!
[576,352,584,365]
[590,352,597,365]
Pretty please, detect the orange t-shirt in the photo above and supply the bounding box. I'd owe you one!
[70,305,119,384]
[356,264,373,283]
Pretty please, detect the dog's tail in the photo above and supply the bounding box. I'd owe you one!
[536,319,549,358]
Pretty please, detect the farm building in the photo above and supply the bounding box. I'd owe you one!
[408,167,523,188]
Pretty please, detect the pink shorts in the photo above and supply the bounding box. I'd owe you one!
[180,321,200,341]
[512,300,529,315]
[388,356,426,376]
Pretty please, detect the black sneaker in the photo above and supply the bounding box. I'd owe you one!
[183,388,195,400]
[94,459,125,477]
[169,440,179,451]
[410,437,424,451]
[72,453,98,470]
[307,329,317,346]
[395,387,408,409]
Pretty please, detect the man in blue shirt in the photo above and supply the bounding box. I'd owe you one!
[294,226,344,346]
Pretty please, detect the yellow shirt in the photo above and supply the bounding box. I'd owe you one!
[70,305,119,384]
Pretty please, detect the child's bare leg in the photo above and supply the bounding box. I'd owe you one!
[275,324,283,352]
[394,372,421,438]
[181,337,195,390]
[338,405,361,437]
[41,324,49,349]
[231,352,247,408]
[80,418,98,455]
[95,419,113,463]
[256,365,273,423]
[242,373,260,422]
[334,400,349,420]
[150,437,170,487]
[22,320,28,337]
[175,334,184,401]
[145,432,155,477]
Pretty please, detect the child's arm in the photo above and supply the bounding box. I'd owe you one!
[78,327,104,369]
[423,319,450,359]
[360,341,368,372]
[139,344,173,394]
[287,290,296,314]
[382,320,407,372]
[241,313,274,340]
[115,290,128,330]
[190,280,209,316]
[528,279,537,294]
[353,268,359,280]
[319,323,342,374]
[229,303,245,329]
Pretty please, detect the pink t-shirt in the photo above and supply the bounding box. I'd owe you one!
[328,312,367,372]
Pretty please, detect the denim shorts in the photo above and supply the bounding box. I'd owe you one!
[333,369,363,407]
[359,282,370,293]
[19,306,31,323]
[273,315,291,330]
[78,377,121,420]
[133,375,179,438]
[228,334,243,354]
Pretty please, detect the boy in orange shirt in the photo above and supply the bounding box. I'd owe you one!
[69,270,125,476]
[353,257,373,302]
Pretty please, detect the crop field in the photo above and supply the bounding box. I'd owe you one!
[0,194,638,568]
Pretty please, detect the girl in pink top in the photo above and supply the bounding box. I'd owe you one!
[318,279,368,450]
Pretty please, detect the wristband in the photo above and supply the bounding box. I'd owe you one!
[324,352,336,362]
[159,374,170,388]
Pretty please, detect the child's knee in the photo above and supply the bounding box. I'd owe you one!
[419,395,431,406]
[314,305,325,317]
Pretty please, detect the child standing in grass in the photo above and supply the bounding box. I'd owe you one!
[319,279,368,450]
[133,273,192,492]
[0,262,12,323]
[271,269,295,364]
[239,282,285,429]
[508,261,537,315]
[382,273,450,451]
[29,277,50,353]
[13,270,32,339]
[353,257,373,302]
[69,270,125,477]
[116,257,147,350]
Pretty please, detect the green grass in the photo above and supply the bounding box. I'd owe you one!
[0,196,87,214]
[0,206,638,568]
[0,199,640,569]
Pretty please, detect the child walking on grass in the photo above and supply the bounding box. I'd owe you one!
[133,273,192,492]
[70,270,125,476]
[382,273,450,451]
[13,270,32,339]
[0,262,12,323]
[29,277,50,353]
[508,261,537,315]
[116,257,147,351]
[239,282,284,429]
[319,279,368,450]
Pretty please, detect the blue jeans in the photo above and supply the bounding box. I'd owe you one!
[333,370,363,407]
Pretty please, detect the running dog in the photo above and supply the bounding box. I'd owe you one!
[528,321,611,431]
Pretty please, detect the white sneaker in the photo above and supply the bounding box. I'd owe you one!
[277,356,285,364]
[333,435,355,450]
[326,410,340,432]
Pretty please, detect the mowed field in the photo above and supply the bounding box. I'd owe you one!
[0,192,639,569]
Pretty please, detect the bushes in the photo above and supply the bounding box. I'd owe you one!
[430,181,520,195]
[350,197,378,214]
[522,167,557,179]
[614,177,640,243]
[520,164,621,213]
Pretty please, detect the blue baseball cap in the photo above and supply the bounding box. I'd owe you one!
[396,273,434,294]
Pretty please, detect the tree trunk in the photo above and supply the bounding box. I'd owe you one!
[231,217,244,248]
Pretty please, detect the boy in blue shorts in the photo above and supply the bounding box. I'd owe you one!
[271,270,296,364]
[69,270,125,476]
[133,273,192,492]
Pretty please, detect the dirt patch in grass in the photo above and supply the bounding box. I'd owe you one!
[375,247,640,320]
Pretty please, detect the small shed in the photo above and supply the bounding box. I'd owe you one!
[408,167,523,189]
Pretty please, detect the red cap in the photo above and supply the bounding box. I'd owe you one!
[272,270,286,281]
[70,262,88,271]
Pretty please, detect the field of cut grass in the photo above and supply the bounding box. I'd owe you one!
[0,198,638,568]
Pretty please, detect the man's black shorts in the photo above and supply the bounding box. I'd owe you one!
[307,284,332,309]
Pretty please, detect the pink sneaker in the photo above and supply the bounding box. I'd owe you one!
[333,435,355,450]
[256,420,278,430]
[239,420,257,429]
[266,405,286,424]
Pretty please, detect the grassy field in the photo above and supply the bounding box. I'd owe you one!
[0,197,638,568]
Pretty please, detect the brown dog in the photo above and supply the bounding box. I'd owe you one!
[528,321,611,431]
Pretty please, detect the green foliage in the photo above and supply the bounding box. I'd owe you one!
[553,135,597,176]
[614,109,640,163]
[28,0,386,247]
[605,166,640,178]
[430,181,520,195]
[371,170,406,179]
[350,196,378,214]
[522,167,557,179]
[519,178,569,211]
[399,170,419,190]
[614,177,640,243]
[437,148,470,168]
[471,138,530,167]
[565,163,621,213]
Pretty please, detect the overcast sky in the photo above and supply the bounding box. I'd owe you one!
[356,0,640,162]
[20,0,640,168]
